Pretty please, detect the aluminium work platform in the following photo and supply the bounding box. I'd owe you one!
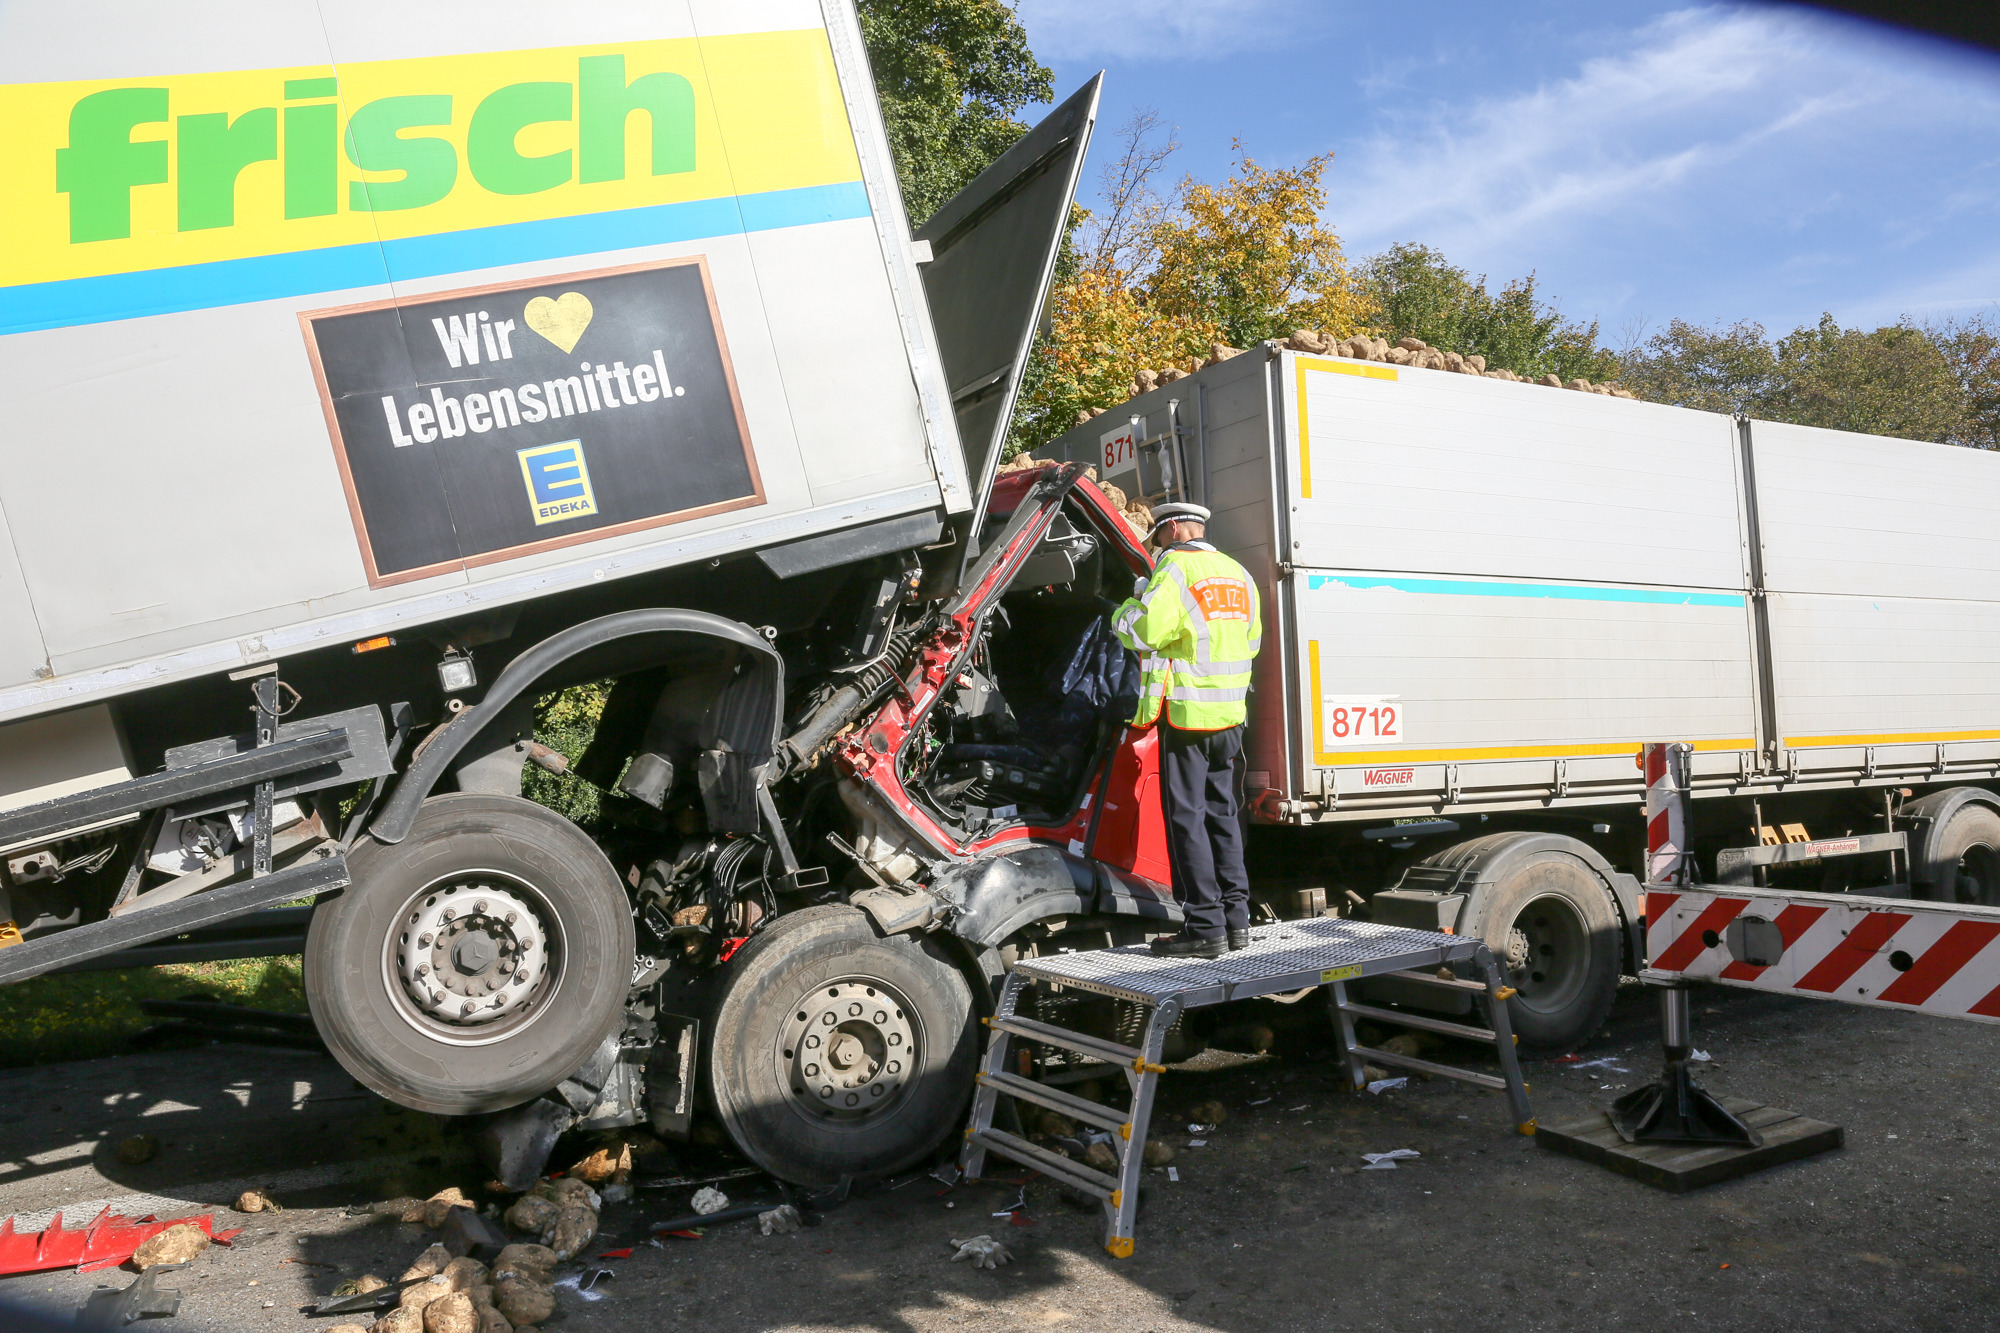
[959,916,1536,1256]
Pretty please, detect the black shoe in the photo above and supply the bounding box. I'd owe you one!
[1228,928,1251,952]
[1149,931,1227,959]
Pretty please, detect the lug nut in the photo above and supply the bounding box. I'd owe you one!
[460,1000,476,1016]
[519,936,534,949]
[440,908,455,922]
[515,970,530,984]
[415,963,429,977]
[473,900,488,914]
[418,932,433,948]
[505,912,517,925]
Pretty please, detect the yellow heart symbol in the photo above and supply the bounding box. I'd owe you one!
[524,292,594,354]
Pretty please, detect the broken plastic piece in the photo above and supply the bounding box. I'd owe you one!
[0,1208,231,1277]
[689,1186,729,1215]
[1360,1149,1420,1170]
[77,1262,188,1329]
[1366,1077,1408,1095]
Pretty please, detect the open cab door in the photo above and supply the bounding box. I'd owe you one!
[915,76,1102,585]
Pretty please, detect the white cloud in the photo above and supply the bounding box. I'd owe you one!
[1331,5,2000,328]
[1014,0,1320,62]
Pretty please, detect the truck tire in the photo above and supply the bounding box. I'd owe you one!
[305,794,635,1116]
[1923,802,2000,906]
[707,905,976,1185]
[1422,834,1622,1051]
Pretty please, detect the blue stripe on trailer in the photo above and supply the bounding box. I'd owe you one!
[1305,574,1745,608]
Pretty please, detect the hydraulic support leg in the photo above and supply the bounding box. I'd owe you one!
[1609,982,1761,1147]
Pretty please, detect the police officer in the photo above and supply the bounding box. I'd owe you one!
[1111,502,1263,958]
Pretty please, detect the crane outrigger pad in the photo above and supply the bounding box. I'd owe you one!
[959,917,1535,1257]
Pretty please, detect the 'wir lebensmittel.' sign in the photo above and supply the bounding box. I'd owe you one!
[302,258,761,585]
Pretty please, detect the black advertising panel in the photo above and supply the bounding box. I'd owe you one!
[301,258,762,586]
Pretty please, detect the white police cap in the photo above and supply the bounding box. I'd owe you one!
[1146,502,1211,534]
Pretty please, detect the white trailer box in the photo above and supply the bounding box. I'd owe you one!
[1041,346,2000,821]
[0,0,965,723]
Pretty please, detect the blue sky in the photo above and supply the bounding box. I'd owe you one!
[1012,1,2000,348]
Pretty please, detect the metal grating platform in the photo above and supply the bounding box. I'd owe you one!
[963,914,1537,1259]
[1012,916,1468,1007]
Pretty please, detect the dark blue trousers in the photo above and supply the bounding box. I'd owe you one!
[1159,723,1250,938]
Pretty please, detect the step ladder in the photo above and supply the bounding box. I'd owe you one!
[959,916,1536,1257]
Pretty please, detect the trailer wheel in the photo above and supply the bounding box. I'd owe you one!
[305,794,634,1116]
[1464,851,1619,1051]
[706,905,976,1185]
[1926,803,2000,906]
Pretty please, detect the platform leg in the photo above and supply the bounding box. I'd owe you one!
[1105,997,1175,1259]
[961,971,1031,1182]
[1326,982,1370,1092]
[1471,943,1536,1135]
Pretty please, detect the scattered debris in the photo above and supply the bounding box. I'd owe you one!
[1142,1141,1175,1167]
[115,1135,158,1165]
[1083,1141,1118,1172]
[758,1204,803,1236]
[1564,1057,1633,1073]
[491,1243,558,1326]
[438,1204,508,1262]
[690,1186,729,1215]
[553,1268,612,1302]
[131,1222,210,1269]
[312,1277,424,1317]
[1189,1101,1228,1126]
[1186,1123,1216,1134]
[1166,1168,1180,1182]
[1691,1050,1713,1062]
[77,1262,189,1331]
[233,1190,282,1214]
[1360,1150,1421,1170]
[1248,1097,1272,1106]
[948,1235,1012,1269]
[1367,1077,1409,1095]
[0,1208,237,1277]
[1187,1139,1208,1148]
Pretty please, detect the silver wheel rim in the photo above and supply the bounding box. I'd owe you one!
[774,976,923,1130]
[381,869,564,1046]
[1501,893,1590,1016]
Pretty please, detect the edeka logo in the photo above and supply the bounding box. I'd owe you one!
[518,441,598,526]
[0,32,864,297]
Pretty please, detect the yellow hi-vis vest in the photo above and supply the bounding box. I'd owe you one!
[1112,542,1262,730]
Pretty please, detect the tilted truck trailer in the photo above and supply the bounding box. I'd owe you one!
[1040,342,2000,1048]
[0,0,1215,1186]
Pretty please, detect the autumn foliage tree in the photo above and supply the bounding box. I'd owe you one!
[1013,122,1374,449]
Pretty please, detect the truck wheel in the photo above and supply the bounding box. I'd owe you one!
[707,905,976,1185]
[305,794,635,1116]
[1464,851,1619,1051]
[1927,803,2000,905]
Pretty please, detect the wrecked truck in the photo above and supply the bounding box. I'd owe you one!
[0,0,1160,1183]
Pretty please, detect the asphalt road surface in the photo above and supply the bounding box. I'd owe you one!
[2,978,1995,1332]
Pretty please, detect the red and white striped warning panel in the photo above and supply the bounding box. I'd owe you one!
[1642,885,2000,1023]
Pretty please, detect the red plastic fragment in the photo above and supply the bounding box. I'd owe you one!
[718,936,750,963]
[598,1248,633,1259]
[0,1208,224,1276]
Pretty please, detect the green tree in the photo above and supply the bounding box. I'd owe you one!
[1623,313,1977,445]
[858,0,1052,226]
[1356,243,1620,383]
[1926,311,2000,450]
[1768,314,1966,442]
[1616,318,1780,415]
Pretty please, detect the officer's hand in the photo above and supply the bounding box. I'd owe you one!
[1133,575,1149,598]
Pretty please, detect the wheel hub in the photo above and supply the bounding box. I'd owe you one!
[777,980,918,1120]
[393,881,550,1028]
